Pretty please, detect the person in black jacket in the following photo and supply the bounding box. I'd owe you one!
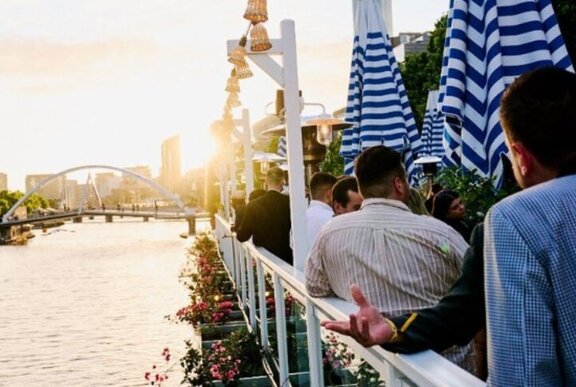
[321,223,485,375]
[235,167,293,265]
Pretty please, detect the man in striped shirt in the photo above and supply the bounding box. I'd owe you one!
[305,145,472,370]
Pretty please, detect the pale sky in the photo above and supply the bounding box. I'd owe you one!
[0,0,448,191]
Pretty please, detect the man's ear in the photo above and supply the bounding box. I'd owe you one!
[510,142,533,177]
[332,201,343,215]
[325,188,334,203]
[393,176,406,195]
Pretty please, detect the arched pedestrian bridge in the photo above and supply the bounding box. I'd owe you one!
[1,164,195,223]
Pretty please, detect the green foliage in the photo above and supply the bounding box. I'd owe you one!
[180,342,214,386]
[434,167,516,225]
[319,132,345,177]
[554,0,576,65]
[400,15,447,129]
[0,190,49,216]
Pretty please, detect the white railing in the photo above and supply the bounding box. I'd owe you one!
[215,215,485,387]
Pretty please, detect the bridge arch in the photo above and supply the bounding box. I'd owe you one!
[2,164,191,222]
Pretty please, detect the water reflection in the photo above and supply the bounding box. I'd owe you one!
[0,218,205,386]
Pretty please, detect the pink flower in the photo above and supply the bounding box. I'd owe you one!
[144,372,150,380]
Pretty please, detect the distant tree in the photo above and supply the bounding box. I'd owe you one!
[400,15,447,130]
[0,190,49,216]
[554,0,576,65]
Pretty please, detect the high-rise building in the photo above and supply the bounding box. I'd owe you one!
[161,135,182,193]
[0,173,7,191]
[64,179,81,210]
[25,174,66,204]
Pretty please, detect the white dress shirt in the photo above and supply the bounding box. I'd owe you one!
[306,200,334,246]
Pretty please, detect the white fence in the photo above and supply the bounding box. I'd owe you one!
[214,215,484,387]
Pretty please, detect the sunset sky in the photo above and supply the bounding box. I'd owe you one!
[0,0,448,191]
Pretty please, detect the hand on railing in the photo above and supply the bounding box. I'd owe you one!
[320,284,395,348]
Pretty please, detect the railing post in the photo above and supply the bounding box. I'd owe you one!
[273,273,289,385]
[239,246,248,308]
[306,298,324,387]
[247,253,257,331]
[257,261,269,351]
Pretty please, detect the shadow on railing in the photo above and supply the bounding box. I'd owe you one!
[214,215,485,387]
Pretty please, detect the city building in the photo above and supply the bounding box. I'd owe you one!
[392,32,431,63]
[0,173,7,191]
[25,174,66,205]
[95,172,121,198]
[160,135,182,193]
[64,179,81,210]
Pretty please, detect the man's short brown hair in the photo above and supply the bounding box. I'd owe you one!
[266,166,285,186]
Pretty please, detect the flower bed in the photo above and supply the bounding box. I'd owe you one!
[145,233,268,386]
[145,232,383,386]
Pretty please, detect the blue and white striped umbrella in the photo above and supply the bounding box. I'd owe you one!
[421,90,445,159]
[440,0,574,184]
[276,135,287,158]
[340,0,423,182]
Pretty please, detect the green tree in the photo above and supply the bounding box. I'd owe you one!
[554,0,576,64]
[0,190,49,216]
[400,15,447,130]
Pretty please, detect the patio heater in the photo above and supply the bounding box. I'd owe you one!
[262,90,352,182]
[414,155,442,199]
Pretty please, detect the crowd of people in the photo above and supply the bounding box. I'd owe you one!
[230,67,576,385]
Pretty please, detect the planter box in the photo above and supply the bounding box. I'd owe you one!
[199,320,249,341]
[212,375,270,386]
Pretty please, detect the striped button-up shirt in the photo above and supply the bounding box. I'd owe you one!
[306,198,469,315]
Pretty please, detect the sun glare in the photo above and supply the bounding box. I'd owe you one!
[180,131,217,172]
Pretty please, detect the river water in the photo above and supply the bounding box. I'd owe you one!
[0,218,206,386]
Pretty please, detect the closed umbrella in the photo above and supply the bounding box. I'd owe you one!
[340,0,423,183]
[421,90,446,159]
[440,0,574,184]
[276,135,287,158]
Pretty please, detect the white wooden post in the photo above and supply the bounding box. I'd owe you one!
[279,20,309,272]
[228,20,309,272]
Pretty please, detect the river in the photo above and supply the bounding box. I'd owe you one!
[0,218,206,386]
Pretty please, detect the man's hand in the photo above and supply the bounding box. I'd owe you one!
[320,284,394,347]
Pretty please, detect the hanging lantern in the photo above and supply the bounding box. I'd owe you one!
[235,61,253,79]
[244,0,268,23]
[225,69,240,93]
[226,92,241,108]
[250,23,272,52]
[228,36,248,66]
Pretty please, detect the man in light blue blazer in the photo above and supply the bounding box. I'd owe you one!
[484,67,576,385]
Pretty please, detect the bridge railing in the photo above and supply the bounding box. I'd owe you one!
[214,215,484,387]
